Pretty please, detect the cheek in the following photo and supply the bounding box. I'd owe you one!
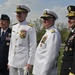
[73,20,75,24]
[68,20,75,27]
[2,22,6,25]
[72,21,75,24]
[43,20,49,24]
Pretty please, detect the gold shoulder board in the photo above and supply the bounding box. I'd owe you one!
[28,23,34,27]
[50,29,55,33]
[12,22,18,26]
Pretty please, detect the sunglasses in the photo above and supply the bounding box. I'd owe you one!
[68,17,75,19]
[16,12,27,14]
[42,17,51,20]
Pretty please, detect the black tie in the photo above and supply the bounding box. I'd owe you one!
[2,31,4,37]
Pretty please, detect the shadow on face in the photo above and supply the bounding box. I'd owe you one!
[16,12,28,22]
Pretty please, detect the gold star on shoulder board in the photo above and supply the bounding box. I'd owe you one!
[50,29,55,33]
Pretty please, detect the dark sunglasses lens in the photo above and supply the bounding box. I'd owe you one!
[43,18,49,20]
[16,12,22,14]
[68,17,75,19]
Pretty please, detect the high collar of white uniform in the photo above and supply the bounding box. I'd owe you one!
[19,20,27,25]
[46,26,55,32]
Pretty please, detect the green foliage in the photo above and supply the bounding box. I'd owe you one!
[56,23,70,43]
[37,29,45,44]
[29,19,45,44]
[58,48,63,75]
[59,29,70,43]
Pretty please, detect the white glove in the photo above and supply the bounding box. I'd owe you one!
[23,67,30,75]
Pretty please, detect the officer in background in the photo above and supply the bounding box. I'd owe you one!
[8,5,37,75]
[33,9,61,75]
[60,5,75,75]
[0,14,11,75]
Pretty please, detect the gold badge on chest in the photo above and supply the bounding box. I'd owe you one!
[19,30,27,38]
[40,35,48,47]
[41,35,48,43]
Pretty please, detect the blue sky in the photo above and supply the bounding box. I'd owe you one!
[0,0,75,24]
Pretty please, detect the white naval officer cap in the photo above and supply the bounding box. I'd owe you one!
[15,5,30,13]
[40,9,58,20]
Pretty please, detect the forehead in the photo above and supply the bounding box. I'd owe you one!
[0,20,8,22]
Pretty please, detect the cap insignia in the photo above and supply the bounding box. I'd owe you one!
[17,5,21,9]
[43,10,47,15]
[68,6,71,12]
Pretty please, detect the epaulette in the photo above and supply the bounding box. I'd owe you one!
[50,29,55,33]
[12,22,18,26]
[28,23,34,27]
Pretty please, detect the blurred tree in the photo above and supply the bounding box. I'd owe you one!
[29,19,45,44]
[56,23,70,43]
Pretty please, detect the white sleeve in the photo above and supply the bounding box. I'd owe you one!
[27,26,37,65]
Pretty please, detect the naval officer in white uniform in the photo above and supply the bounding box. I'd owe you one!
[33,9,61,75]
[8,5,37,75]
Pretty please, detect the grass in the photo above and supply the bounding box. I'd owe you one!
[58,48,63,75]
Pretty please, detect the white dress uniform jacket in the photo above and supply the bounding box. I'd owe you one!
[8,20,37,68]
[33,26,61,75]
